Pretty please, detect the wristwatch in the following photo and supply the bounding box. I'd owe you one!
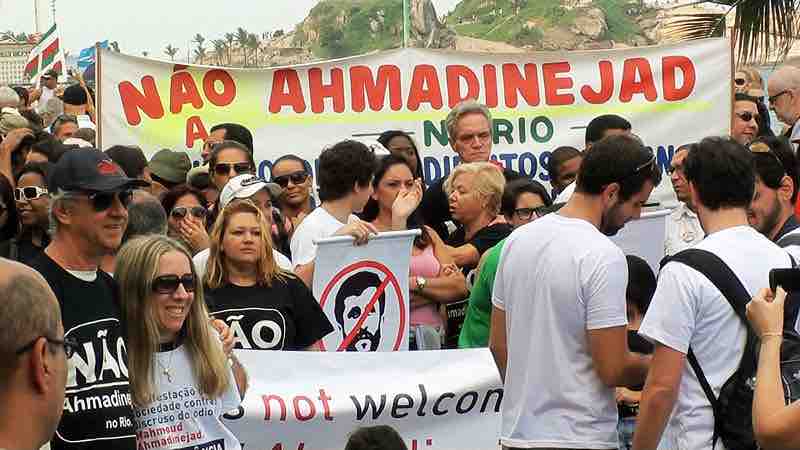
[416,276,427,292]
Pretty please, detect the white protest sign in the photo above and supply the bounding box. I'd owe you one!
[313,230,417,351]
[222,349,503,450]
[610,208,670,273]
[99,38,731,206]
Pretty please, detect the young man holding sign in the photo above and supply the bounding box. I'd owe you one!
[490,134,660,450]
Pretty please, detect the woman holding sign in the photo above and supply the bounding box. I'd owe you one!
[203,200,333,350]
[361,155,468,349]
[115,234,246,450]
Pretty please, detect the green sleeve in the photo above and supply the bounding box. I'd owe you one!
[458,239,506,348]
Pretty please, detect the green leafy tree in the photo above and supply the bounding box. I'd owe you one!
[164,44,179,61]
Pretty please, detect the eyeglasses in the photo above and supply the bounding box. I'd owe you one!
[152,274,195,294]
[734,78,747,86]
[65,190,132,211]
[272,170,308,188]
[735,111,760,123]
[16,336,79,358]
[213,162,253,176]
[170,206,207,220]
[14,186,49,202]
[769,90,790,104]
[513,206,549,221]
[457,131,492,145]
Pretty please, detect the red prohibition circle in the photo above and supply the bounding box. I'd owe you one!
[318,260,407,351]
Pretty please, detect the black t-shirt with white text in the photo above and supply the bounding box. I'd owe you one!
[205,276,333,351]
[30,253,135,450]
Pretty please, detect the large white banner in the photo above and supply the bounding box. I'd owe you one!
[312,230,416,352]
[223,349,503,450]
[98,39,731,205]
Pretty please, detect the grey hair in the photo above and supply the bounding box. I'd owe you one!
[122,191,167,243]
[0,86,20,109]
[445,99,492,142]
[48,190,74,236]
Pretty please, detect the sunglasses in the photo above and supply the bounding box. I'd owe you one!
[735,111,760,123]
[14,186,49,202]
[152,274,196,294]
[66,190,132,211]
[734,78,747,86]
[213,162,253,176]
[272,171,308,188]
[52,114,77,128]
[16,336,79,358]
[513,206,549,221]
[769,90,790,104]
[614,151,657,184]
[170,206,207,220]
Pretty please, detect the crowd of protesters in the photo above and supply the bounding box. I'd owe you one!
[3,61,800,450]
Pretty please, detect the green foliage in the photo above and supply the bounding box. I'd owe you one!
[511,26,544,46]
[594,0,639,42]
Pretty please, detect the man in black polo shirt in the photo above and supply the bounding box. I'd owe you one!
[31,148,148,450]
[419,99,520,239]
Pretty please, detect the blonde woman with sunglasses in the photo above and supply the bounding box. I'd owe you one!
[116,235,247,450]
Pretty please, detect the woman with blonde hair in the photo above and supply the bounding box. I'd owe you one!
[204,200,332,351]
[116,234,246,450]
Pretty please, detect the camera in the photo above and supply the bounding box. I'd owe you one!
[769,268,800,292]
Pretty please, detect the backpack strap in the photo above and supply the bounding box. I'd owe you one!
[664,248,757,447]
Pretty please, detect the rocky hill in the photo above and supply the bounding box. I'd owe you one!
[246,0,671,66]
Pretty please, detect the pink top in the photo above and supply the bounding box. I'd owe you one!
[409,245,443,328]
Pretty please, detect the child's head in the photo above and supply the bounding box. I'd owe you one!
[625,255,656,323]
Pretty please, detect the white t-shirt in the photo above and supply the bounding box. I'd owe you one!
[492,213,628,449]
[133,344,242,450]
[664,203,705,257]
[289,207,356,268]
[192,247,291,279]
[554,181,575,204]
[777,227,800,262]
[640,226,791,450]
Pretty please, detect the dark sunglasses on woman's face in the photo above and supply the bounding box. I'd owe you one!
[66,190,132,212]
[734,78,747,86]
[213,162,253,176]
[170,206,207,220]
[14,186,49,202]
[152,274,196,294]
[272,171,308,188]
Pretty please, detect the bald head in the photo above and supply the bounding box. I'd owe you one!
[768,65,800,126]
[122,189,168,243]
[0,258,60,387]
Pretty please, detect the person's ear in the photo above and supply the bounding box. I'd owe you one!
[602,182,620,205]
[52,200,73,226]
[29,337,50,394]
[778,175,794,202]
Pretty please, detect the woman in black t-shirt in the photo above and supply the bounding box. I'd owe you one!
[203,200,332,350]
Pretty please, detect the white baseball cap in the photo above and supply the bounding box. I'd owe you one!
[219,174,281,210]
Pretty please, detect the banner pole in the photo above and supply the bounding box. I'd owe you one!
[403,0,409,48]
[95,42,102,149]
[729,27,735,134]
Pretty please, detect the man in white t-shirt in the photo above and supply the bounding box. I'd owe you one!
[633,137,793,450]
[491,134,661,450]
[290,140,378,287]
[665,145,704,256]
[193,174,291,277]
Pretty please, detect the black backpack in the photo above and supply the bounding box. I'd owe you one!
[663,249,800,450]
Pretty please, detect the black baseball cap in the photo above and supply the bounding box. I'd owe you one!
[50,148,149,193]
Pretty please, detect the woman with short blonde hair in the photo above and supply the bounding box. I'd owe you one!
[116,234,246,450]
[204,200,332,351]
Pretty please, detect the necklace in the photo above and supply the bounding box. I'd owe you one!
[155,350,175,383]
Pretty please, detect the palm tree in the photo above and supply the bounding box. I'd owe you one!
[142,51,149,57]
[670,1,800,63]
[193,33,205,49]
[248,33,260,67]
[236,27,250,66]
[193,47,207,64]
[212,39,227,66]
[225,32,235,65]
[164,44,179,61]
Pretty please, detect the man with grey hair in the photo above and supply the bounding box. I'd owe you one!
[0,258,69,450]
[0,86,21,110]
[31,148,147,450]
[767,65,800,148]
[99,190,168,274]
[419,99,521,239]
